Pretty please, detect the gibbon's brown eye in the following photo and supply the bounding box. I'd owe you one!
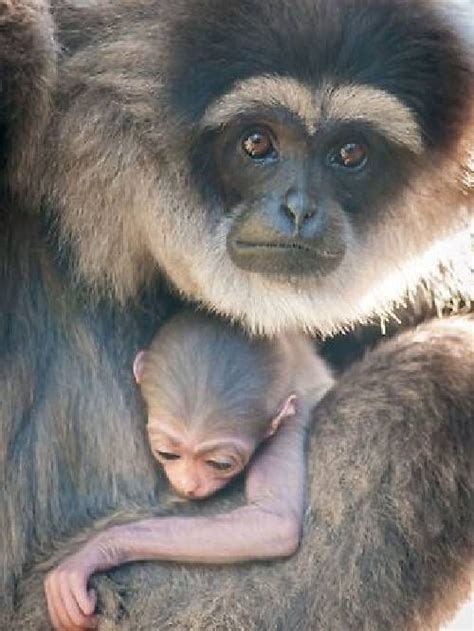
[242,128,275,160]
[205,460,233,472]
[157,451,180,461]
[329,142,368,170]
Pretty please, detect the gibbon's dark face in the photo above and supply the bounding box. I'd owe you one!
[205,102,411,278]
[48,0,473,335]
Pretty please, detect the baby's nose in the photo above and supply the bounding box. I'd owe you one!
[179,477,200,498]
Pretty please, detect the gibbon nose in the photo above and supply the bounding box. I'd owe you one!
[177,481,199,498]
[174,467,201,498]
[281,189,316,231]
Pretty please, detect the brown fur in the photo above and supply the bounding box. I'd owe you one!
[0,1,473,630]
[0,0,56,194]
[9,317,474,631]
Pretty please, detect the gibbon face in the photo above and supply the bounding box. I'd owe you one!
[40,0,473,335]
[195,80,418,279]
[146,0,472,334]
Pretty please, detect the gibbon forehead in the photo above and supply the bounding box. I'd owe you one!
[202,78,423,155]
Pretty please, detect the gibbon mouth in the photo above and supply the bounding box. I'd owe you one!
[233,240,343,259]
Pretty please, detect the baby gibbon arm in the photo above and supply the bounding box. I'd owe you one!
[44,416,308,629]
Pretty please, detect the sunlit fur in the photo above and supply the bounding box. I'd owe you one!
[151,166,472,336]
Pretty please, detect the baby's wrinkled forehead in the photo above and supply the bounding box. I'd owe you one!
[146,399,267,443]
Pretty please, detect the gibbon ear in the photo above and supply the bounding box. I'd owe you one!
[133,351,147,384]
[264,394,298,438]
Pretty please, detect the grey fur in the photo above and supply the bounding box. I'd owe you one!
[0,1,473,630]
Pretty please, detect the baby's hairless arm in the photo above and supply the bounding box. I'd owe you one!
[109,417,307,564]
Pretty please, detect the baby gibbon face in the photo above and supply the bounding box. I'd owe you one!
[145,399,295,500]
[146,415,256,499]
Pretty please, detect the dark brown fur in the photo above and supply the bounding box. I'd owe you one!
[0,1,473,630]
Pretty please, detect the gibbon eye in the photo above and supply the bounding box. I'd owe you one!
[242,128,275,160]
[205,460,233,472]
[329,142,368,170]
[157,451,180,461]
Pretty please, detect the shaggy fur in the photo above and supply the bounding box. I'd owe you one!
[0,1,473,629]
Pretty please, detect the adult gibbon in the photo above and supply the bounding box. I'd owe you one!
[1,1,472,629]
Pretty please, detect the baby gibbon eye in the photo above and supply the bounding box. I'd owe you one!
[157,451,180,461]
[205,460,233,472]
[328,142,368,171]
[241,128,276,160]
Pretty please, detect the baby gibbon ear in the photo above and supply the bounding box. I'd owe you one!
[133,351,147,384]
[265,394,298,438]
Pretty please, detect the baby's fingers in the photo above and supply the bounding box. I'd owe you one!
[68,571,96,617]
[45,577,61,629]
[87,589,97,614]
[59,577,98,629]
[45,572,77,629]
